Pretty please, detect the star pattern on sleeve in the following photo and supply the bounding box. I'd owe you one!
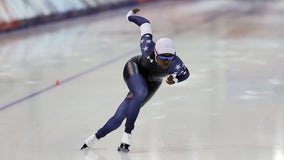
[168,57,190,83]
[143,46,149,52]
[140,34,155,62]
[174,63,188,75]
[175,64,181,71]
[181,64,188,75]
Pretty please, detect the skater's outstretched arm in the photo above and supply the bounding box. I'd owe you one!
[126,8,152,37]
[127,8,155,58]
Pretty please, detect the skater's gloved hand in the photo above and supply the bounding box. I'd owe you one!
[132,8,140,14]
[166,75,176,85]
[127,8,140,20]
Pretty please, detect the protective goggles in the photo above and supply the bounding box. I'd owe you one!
[156,54,175,61]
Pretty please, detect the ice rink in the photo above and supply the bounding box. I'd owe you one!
[1,0,284,160]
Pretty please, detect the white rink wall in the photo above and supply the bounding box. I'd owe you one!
[0,0,155,33]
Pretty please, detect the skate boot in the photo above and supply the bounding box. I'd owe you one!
[81,134,99,150]
[117,132,131,152]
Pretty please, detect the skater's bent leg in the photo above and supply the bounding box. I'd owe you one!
[96,61,147,138]
[96,99,130,139]
[124,80,162,134]
[124,74,148,134]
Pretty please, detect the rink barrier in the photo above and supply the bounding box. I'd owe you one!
[0,0,157,34]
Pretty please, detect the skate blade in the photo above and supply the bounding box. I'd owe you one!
[117,147,129,152]
[81,144,89,150]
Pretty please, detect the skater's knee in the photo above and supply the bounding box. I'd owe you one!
[133,86,147,101]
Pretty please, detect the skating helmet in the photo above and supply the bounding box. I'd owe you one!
[155,38,176,55]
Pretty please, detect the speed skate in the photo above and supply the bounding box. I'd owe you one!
[117,143,130,152]
[117,132,131,152]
